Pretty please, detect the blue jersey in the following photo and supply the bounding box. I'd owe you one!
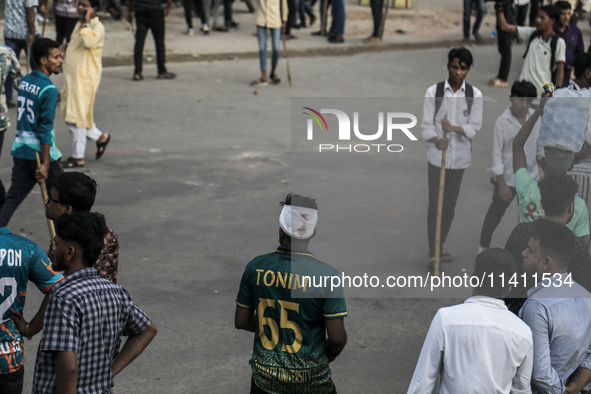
[11,70,61,162]
[0,228,62,374]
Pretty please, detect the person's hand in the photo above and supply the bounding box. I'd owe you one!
[84,8,92,24]
[126,12,133,23]
[26,33,35,47]
[441,113,453,133]
[499,183,512,204]
[36,163,49,183]
[282,22,286,31]
[10,313,26,336]
[40,3,48,17]
[434,137,449,151]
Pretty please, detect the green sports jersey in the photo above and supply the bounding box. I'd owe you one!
[236,246,347,394]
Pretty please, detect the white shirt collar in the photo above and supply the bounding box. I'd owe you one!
[444,78,466,94]
[464,295,508,310]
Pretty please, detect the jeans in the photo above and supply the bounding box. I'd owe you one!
[256,26,280,71]
[184,0,209,28]
[55,15,79,44]
[4,38,37,103]
[370,0,384,38]
[463,0,486,38]
[134,8,167,75]
[0,157,64,228]
[496,1,514,81]
[331,0,345,35]
[299,0,313,26]
[479,181,516,248]
[427,163,465,257]
[0,366,24,394]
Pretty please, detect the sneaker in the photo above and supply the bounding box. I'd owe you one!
[184,28,195,36]
[201,24,210,34]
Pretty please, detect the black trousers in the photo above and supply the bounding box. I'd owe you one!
[370,0,384,38]
[514,3,528,26]
[479,181,516,248]
[427,163,465,257]
[55,15,79,44]
[0,128,5,160]
[0,157,64,228]
[285,0,297,35]
[0,366,24,394]
[134,8,167,75]
[529,0,541,26]
[250,377,337,394]
[496,2,514,81]
[183,0,208,27]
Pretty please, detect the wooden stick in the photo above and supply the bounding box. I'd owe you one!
[36,152,56,244]
[282,35,292,87]
[378,0,390,40]
[434,114,448,277]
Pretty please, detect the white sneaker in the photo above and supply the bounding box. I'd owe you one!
[477,246,487,255]
[201,24,210,35]
[184,28,195,36]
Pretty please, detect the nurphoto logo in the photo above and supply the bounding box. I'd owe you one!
[302,107,419,153]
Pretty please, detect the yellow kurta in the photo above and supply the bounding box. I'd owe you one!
[61,17,104,129]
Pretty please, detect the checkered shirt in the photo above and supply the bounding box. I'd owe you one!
[32,267,151,394]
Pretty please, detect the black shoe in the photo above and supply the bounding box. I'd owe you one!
[6,101,15,109]
[309,14,316,25]
[226,20,239,28]
[311,30,325,36]
[213,26,229,32]
[328,34,344,43]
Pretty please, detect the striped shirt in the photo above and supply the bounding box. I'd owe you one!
[520,273,591,394]
[32,267,151,394]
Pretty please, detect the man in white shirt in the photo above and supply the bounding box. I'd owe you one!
[496,3,566,96]
[479,80,543,252]
[407,248,534,394]
[421,47,483,267]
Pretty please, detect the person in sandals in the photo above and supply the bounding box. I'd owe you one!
[251,0,287,86]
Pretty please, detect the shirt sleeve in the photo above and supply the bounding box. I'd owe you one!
[515,167,536,203]
[29,244,63,293]
[121,291,151,336]
[9,48,21,83]
[322,274,347,319]
[580,342,591,370]
[421,86,438,142]
[236,266,254,309]
[517,26,536,43]
[407,310,444,394]
[491,115,506,176]
[80,21,105,50]
[457,87,483,140]
[25,0,39,7]
[555,37,566,64]
[520,300,566,394]
[39,296,80,353]
[95,227,119,284]
[569,197,590,237]
[37,85,58,145]
[513,337,534,394]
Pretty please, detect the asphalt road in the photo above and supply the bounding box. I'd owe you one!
[0,43,532,392]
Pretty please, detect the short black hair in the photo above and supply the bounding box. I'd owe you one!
[473,248,518,298]
[89,0,100,8]
[531,219,575,270]
[511,80,537,99]
[539,173,579,216]
[0,180,5,213]
[280,193,318,210]
[573,53,591,79]
[554,1,572,11]
[55,212,107,267]
[48,172,97,212]
[540,5,560,22]
[448,47,473,68]
[32,37,60,66]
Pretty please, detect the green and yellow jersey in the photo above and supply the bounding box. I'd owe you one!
[236,246,347,394]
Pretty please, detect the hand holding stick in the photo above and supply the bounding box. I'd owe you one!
[36,152,56,244]
[434,113,449,276]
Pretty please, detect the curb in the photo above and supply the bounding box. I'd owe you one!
[102,38,494,67]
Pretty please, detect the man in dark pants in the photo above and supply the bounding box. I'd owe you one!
[182,0,209,35]
[530,0,541,26]
[490,0,514,87]
[363,0,383,44]
[421,47,483,267]
[127,0,176,81]
[0,38,64,228]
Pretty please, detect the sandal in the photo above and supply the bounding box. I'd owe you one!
[133,74,143,81]
[251,78,269,87]
[489,78,509,88]
[95,134,111,160]
[157,72,177,80]
[270,75,281,85]
[65,157,84,168]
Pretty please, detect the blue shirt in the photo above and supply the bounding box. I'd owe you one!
[520,273,591,394]
[0,227,62,374]
[11,70,61,162]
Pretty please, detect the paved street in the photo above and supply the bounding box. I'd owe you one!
[0,35,574,392]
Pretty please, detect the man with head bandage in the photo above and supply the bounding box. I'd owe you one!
[235,193,348,394]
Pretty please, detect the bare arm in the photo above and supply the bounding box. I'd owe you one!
[111,322,157,377]
[56,351,78,394]
[26,7,36,46]
[35,144,51,183]
[10,293,50,338]
[565,367,591,394]
[513,103,545,173]
[325,318,347,362]
[235,305,256,332]
[555,63,565,88]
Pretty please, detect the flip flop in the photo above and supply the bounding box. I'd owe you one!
[65,157,84,168]
[133,74,144,81]
[157,72,177,80]
[251,79,269,87]
[96,135,111,160]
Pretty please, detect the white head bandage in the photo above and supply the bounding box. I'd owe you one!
[279,205,318,239]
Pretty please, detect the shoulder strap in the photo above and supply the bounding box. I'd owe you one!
[465,83,474,115]
[550,33,559,70]
[523,30,539,59]
[433,81,445,122]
